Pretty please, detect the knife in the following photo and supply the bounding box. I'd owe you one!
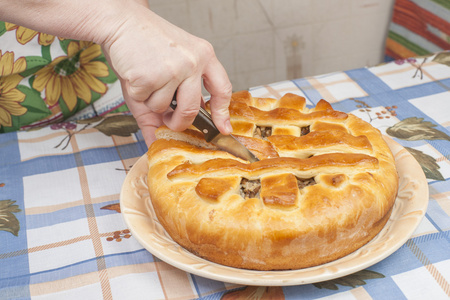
[170,93,259,163]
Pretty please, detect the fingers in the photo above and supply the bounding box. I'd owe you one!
[141,81,179,114]
[123,76,201,145]
[124,57,232,145]
[124,68,177,107]
[121,82,165,147]
[105,10,232,142]
[202,56,233,135]
[162,77,202,131]
[122,54,231,145]
[127,75,201,132]
[134,111,164,146]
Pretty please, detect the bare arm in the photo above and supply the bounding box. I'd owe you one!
[0,0,120,43]
[0,0,232,146]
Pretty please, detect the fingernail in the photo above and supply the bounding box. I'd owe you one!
[225,120,233,134]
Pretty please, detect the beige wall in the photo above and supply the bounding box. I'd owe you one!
[149,0,395,91]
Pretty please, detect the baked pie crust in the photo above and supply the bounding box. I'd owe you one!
[147,91,398,270]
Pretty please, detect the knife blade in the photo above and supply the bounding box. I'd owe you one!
[170,93,259,163]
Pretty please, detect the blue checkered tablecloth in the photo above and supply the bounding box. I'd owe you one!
[1,52,449,299]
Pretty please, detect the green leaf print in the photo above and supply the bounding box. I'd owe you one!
[15,85,51,126]
[59,95,88,119]
[95,56,118,84]
[0,22,6,36]
[1,85,51,133]
[20,56,50,77]
[405,147,445,181]
[0,200,21,237]
[91,91,102,104]
[386,117,450,141]
[41,45,51,62]
[94,115,139,137]
[59,39,74,55]
[25,56,50,69]
[313,270,385,290]
[433,52,450,67]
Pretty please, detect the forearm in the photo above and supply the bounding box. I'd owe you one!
[135,0,149,8]
[0,0,143,44]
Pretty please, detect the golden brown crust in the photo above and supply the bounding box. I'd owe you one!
[147,92,398,270]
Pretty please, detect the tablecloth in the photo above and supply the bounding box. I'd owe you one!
[1,51,449,300]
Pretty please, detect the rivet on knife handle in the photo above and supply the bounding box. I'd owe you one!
[170,92,220,142]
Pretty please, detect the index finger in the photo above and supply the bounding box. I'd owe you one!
[122,84,165,147]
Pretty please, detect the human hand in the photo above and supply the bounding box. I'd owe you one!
[0,0,232,146]
[101,3,233,146]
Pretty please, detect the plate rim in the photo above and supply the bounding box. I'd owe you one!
[120,136,429,286]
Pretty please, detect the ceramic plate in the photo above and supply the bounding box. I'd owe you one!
[120,136,428,286]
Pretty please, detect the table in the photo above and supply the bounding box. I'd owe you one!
[1,51,449,300]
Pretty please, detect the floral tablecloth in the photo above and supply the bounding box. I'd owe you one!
[1,52,449,300]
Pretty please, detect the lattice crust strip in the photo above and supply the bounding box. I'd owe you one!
[148,91,398,271]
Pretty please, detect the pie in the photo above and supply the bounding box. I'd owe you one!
[146,91,398,270]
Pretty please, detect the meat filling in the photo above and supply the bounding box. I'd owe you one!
[301,126,310,136]
[297,177,316,189]
[254,126,272,140]
[239,177,316,199]
[240,178,261,198]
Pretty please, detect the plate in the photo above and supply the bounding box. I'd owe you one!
[120,137,428,286]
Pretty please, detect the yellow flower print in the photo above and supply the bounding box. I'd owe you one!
[5,22,56,46]
[0,51,27,127]
[32,41,109,111]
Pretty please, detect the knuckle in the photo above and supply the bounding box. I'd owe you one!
[128,89,147,102]
[165,64,179,78]
[148,106,166,114]
[222,82,233,98]
[165,62,189,83]
[126,73,154,102]
[124,70,144,85]
[145,98,168,114]
[214,83,233,104]
[200,40,215,58]
[178,107,198,119]
[183,57,198,75]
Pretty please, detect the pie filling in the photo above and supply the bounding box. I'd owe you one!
[301,125,310,135]
[239,176,316,199]
[254,126,272,140]
[253,125,310,139]
[240,178,261,198]
[297,177,316,189]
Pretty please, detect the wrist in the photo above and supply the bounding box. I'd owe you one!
[89,0,152,46]
[63,0,135,45]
